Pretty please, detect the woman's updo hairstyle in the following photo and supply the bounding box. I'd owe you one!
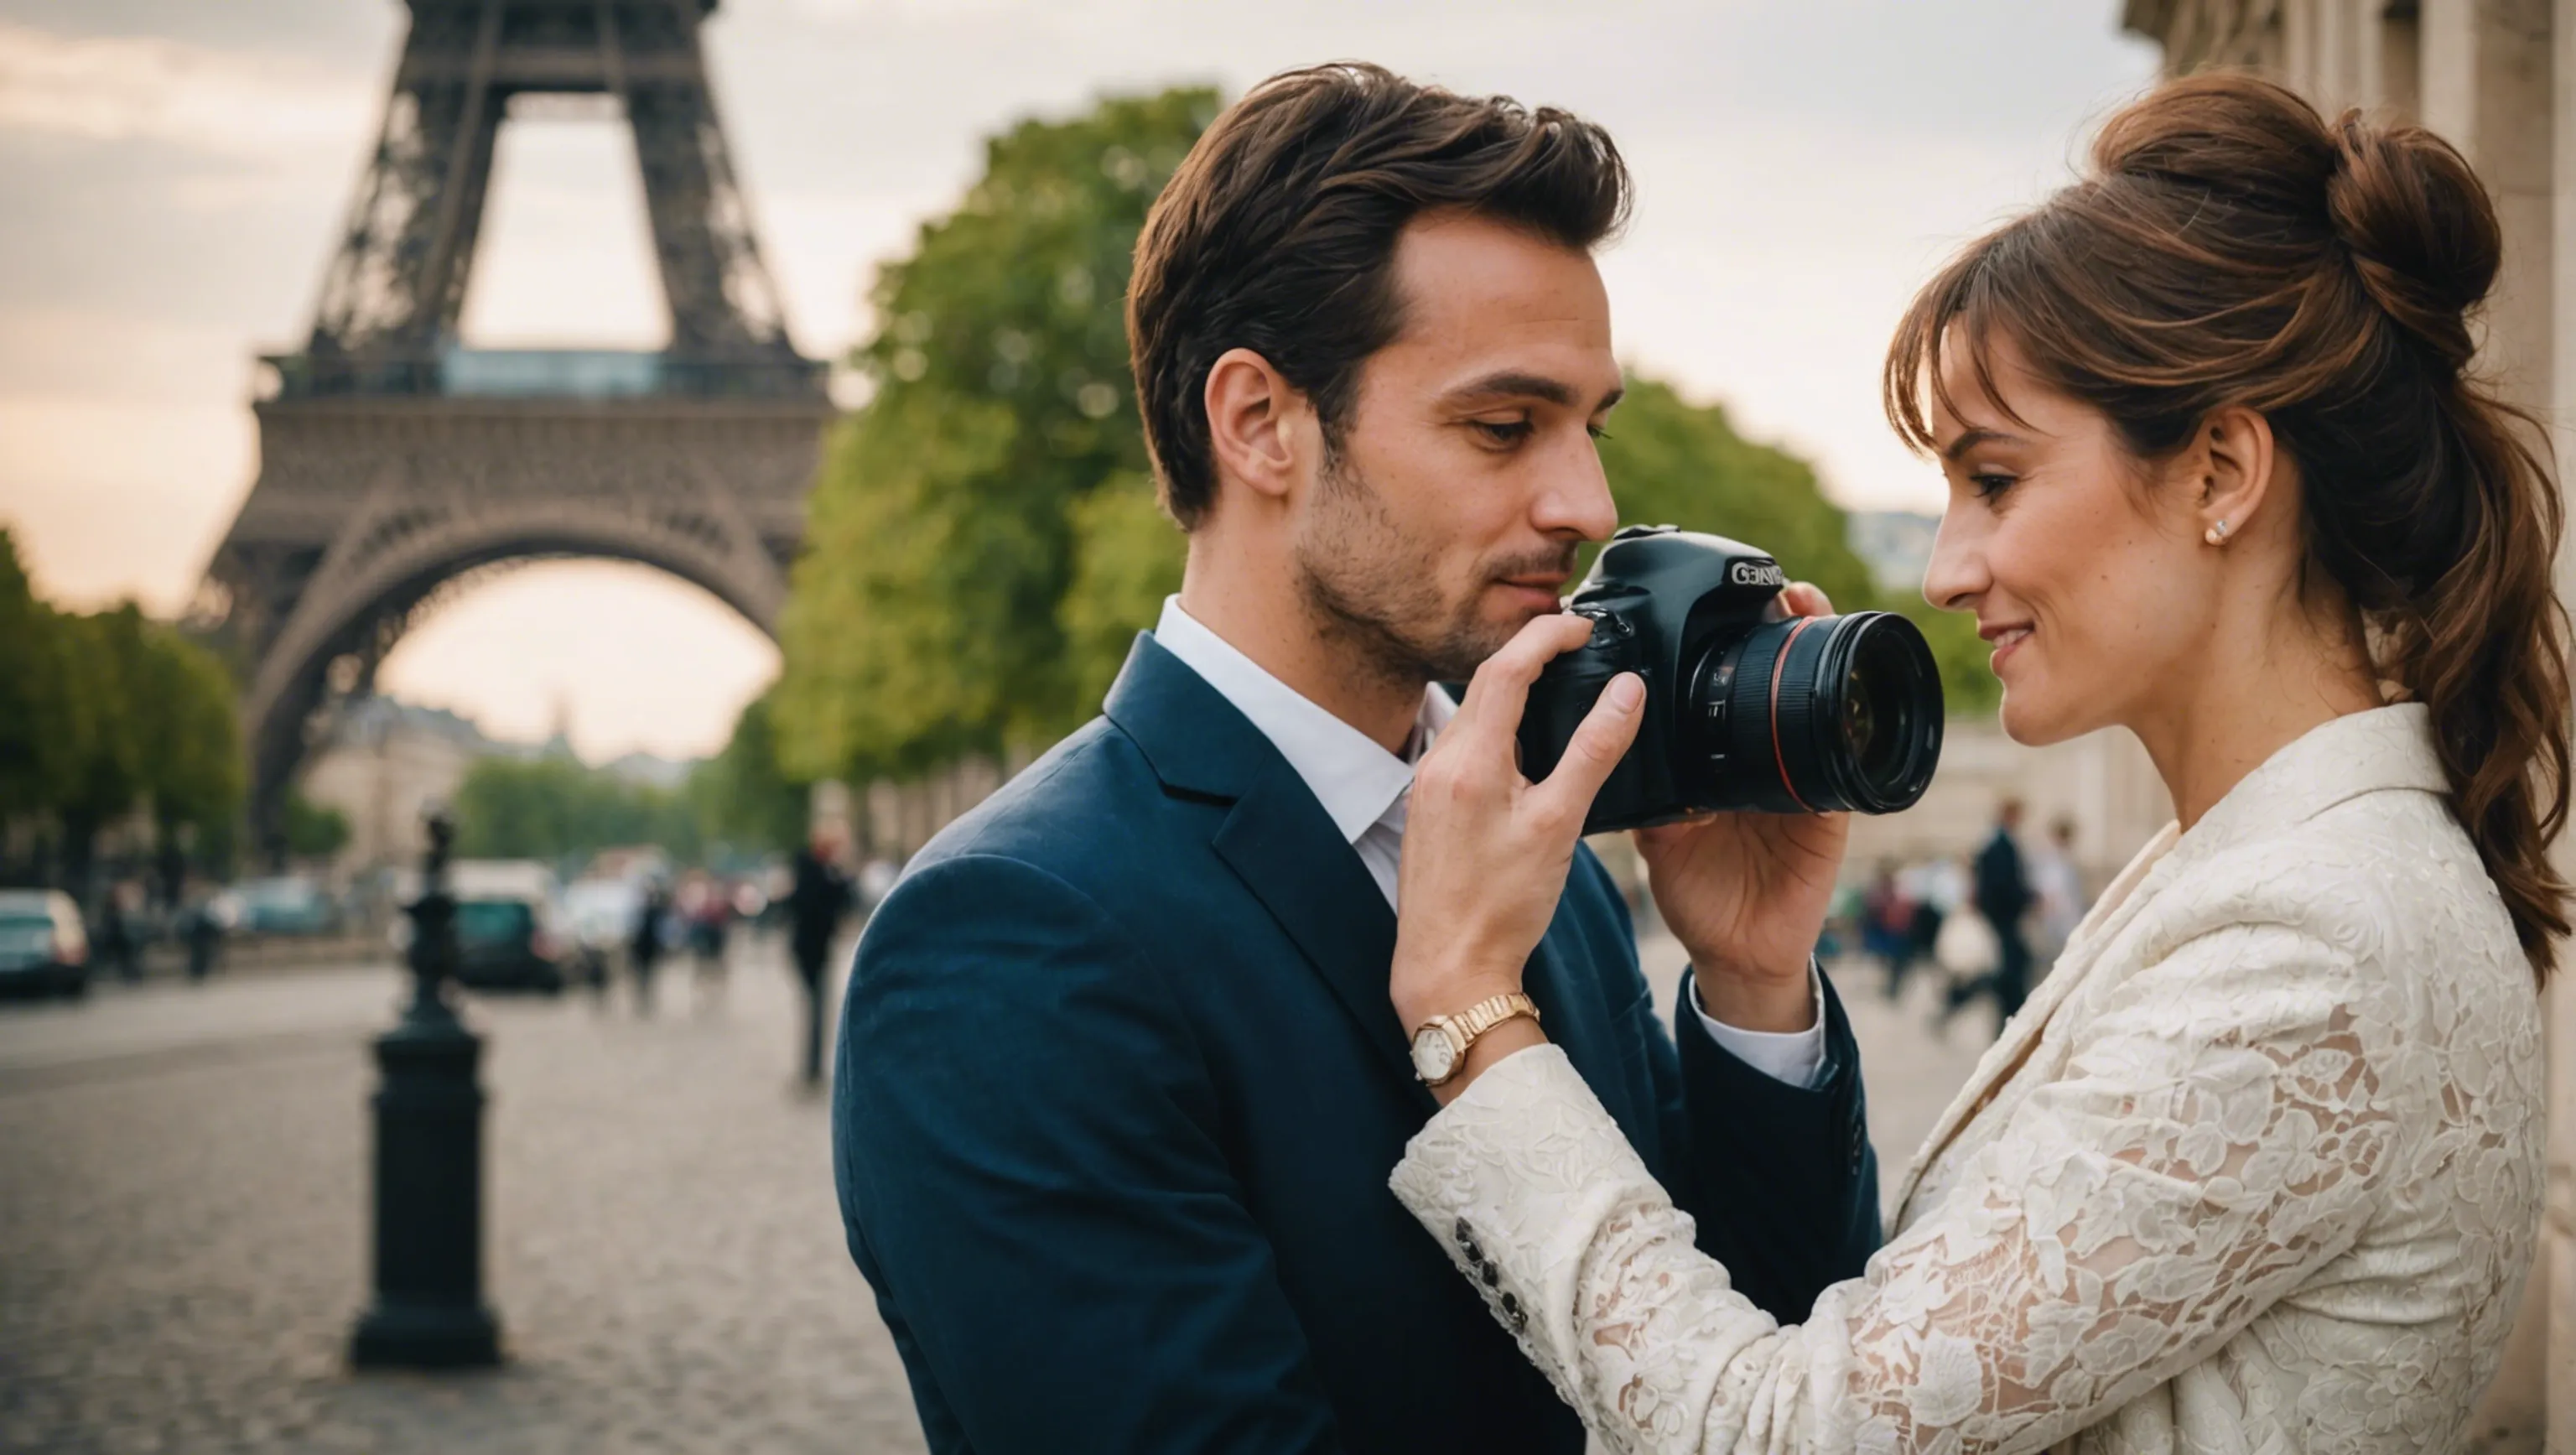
[1885,72,2571,981]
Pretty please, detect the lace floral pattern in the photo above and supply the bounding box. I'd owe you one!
[1391,706,2544,1455]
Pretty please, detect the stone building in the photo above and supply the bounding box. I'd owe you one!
[2121,3,2573,1447]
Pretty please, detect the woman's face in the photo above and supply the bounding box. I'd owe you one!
[1919,332,2218,746]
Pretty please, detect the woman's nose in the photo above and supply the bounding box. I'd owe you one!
[1920,511,1984,611]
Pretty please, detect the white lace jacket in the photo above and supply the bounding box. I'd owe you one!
[1391,705,2545,1454]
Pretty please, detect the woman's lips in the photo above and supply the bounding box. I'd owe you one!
[1987,625,2033,672]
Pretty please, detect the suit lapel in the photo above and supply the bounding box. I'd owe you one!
[1892,823,2184,1218]
[1106,633,1432,1102]
[1209,763,1429,1099]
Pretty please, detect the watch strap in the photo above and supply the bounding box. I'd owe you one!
[1417,992,1541,1085]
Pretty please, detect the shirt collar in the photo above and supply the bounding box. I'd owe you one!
[1152,596,1453,845]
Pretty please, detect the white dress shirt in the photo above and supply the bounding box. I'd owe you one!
[1152,598,1821,1086]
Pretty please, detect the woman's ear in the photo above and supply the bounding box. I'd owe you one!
[1202,347,1307,505]
[2192,404,2279,548]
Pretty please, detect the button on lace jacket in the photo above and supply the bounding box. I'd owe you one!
[1390,705,2544,1454]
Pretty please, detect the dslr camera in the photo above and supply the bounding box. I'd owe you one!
[1518,526,1945,833]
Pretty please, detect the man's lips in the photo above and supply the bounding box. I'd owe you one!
[1495,577,1571,609]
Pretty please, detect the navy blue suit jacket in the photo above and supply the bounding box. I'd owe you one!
[833,635,1879,1454]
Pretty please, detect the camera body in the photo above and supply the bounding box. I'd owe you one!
[1517,525,1944,834]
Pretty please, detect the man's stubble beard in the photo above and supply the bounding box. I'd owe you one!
[1291,444,1576,696]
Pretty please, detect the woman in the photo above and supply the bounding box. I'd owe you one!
[1386,75,2558,1453]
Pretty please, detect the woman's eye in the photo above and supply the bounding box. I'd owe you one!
[1969,471,2015,501]
[1471,418,1535,445]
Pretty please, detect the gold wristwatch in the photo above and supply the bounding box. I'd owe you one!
[1408,992,1541,1088]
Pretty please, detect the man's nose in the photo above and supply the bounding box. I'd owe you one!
[1534,445,1618,542]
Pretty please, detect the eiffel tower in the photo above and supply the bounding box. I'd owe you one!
[197,0,832,853]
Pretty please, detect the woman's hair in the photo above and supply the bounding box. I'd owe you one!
[1885,72,2570,982]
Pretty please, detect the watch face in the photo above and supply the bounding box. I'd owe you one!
[1411,1025,1459,1083]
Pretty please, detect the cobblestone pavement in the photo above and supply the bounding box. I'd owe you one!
[0,931,1993,1453]
[0,936,922,1455]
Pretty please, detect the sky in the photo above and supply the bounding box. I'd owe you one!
[0,0,2162,762]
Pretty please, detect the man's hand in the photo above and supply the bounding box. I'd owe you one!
[1391,613,1644,1051]
[1635,583,1850,1033]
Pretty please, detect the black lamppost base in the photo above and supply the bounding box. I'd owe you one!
[351,1299,502,1369]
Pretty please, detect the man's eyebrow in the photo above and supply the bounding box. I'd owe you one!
[1441,371,1614,409]
[1942,426,2027,462]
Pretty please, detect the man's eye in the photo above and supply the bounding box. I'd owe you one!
[1471,418,1535,445]
[1587,424,1613,442]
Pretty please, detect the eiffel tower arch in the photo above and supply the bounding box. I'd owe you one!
[196,0,833,853]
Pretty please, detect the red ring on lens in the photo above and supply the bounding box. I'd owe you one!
[1768,615,1822,813]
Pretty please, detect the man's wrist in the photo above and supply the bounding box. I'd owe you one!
[1689,955,1818,1033]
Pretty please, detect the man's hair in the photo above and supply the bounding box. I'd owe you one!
[1125,62,1629,530]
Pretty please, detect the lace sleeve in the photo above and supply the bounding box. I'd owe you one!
[1389,922,2401,1454]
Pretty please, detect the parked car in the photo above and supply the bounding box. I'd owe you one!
[218,876,339,936]
[447,860,571,995]
[558,876,642,989]
[0,889,91,999]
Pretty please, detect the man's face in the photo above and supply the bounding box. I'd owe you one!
[1293,211,1622,685]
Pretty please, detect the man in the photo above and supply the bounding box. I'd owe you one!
[784,834,856,1085]
[833,65,1877,1454]
[1948,797,2034,1032]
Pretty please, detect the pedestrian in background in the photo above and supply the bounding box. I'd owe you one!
[1859,861,1917,1000]
[2028,815,2089,975]
[785,836,856,1088]
[1945,798,2034,1033]
[96,881,138,984]
[683,871,732,1012]
[181,887,224,983]
[630,878,672,1017]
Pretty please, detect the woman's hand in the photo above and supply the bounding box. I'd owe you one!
[1635,583,1850,1031]
[1391,613,1646,1083]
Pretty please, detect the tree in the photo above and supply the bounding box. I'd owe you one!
[1592,379,1879,615]
[452,755,702,867]
[0,529,85,832]
[775,86,1995,782]
[691,689,813,855]
[54,605,151,896]
[281,790,351,861]
[775,87,1221,782]
[1591,382,1998,715]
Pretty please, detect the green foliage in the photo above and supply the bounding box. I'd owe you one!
[0,529,86,824]
[690,690,813,855]
[1893,595,2002,716]
[1060,470,1185,720]
[450,756,701,866]
[1593,388,1997,715]
[281,790,351,860]
[774,85,1994,778]
[136,626,244,832]
[776,86,1219,781]
[1592,379,1879,614]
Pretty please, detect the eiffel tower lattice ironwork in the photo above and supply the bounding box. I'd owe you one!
[198,0,832,854]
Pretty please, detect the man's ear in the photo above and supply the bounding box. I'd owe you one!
[1203,347,1307,505]
[2192,404,2279,545]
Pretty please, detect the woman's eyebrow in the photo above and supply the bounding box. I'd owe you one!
[1943,426,2028,462]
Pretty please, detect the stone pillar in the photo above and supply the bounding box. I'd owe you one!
[2425,5,2563,1447]
[2549,7,2576,1449]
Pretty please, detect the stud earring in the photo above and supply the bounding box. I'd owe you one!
[2205,518,2231,546]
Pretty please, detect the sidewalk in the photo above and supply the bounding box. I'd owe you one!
[0,932,2002,1453]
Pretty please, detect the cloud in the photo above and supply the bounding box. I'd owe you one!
[0,19,372,160]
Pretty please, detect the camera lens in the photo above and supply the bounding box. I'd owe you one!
[1695,611,1942,813]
